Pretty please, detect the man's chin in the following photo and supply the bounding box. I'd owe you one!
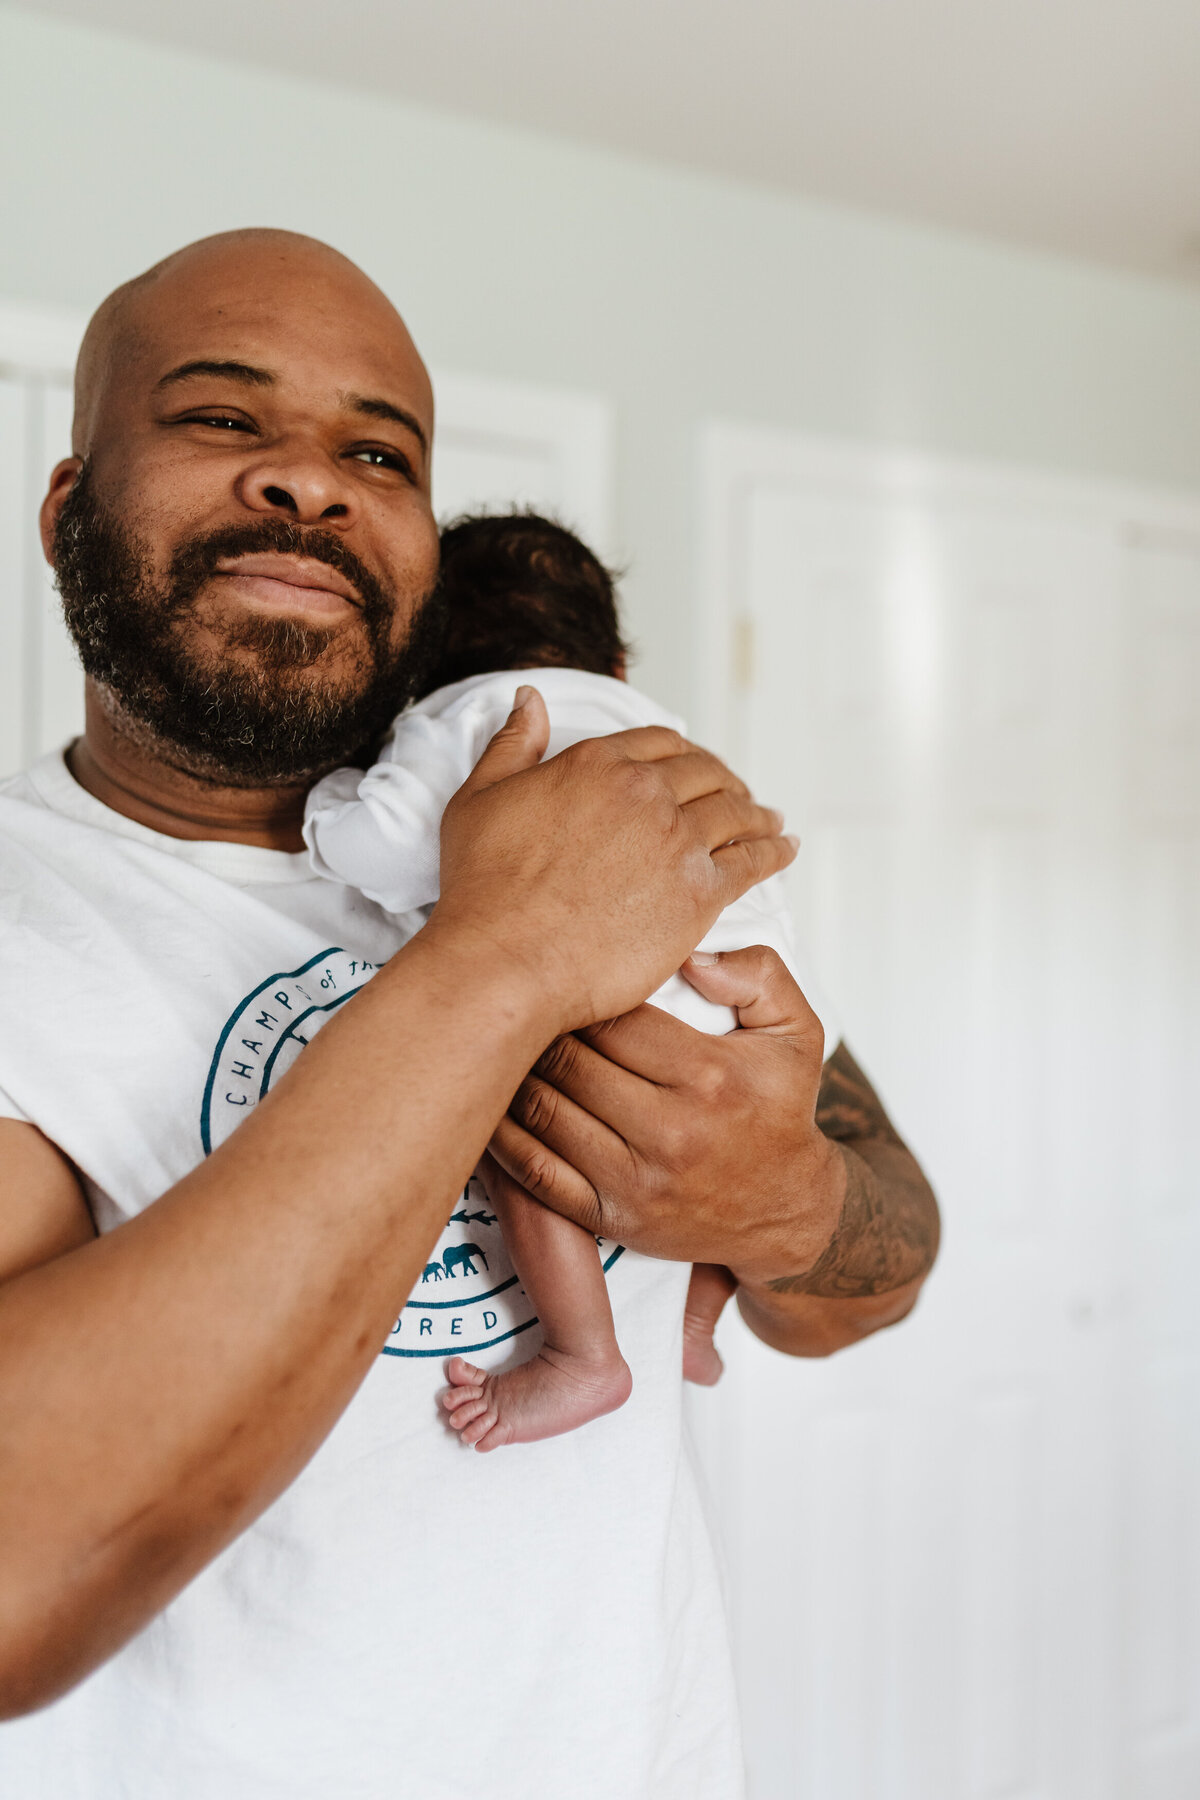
[92,684,345,788]
[190,602,364,671]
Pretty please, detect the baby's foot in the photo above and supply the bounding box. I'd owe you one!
[441,1345,632,1452]
[682,1310,725,1386]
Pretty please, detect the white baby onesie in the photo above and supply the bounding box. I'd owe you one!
[304,667,836,1044]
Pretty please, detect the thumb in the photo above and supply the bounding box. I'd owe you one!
[465,685,550,790]
[681,944,823,1046]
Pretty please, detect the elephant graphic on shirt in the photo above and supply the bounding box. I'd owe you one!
[441,1241,488,1279]
[421,1261,445,1283]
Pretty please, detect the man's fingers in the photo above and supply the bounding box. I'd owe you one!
[594,732,751,805]
[652,747,750,805]
[474,1150,551,1219]
[684,788,785,854]
[682,944,823,1042]
[531,1026,668,1126]
[592,724,691,766]
[505,1071,634,1173]
[486,1121,607,1233]
[557,1006,723,1089]
[710,832,798,904]
[460,686,549,790]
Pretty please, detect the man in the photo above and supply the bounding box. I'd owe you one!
[0,230,937,1798]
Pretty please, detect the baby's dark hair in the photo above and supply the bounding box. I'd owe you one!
[418,510,630,695]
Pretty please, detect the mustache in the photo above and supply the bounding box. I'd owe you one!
[165,517,395,625]
[50,465,448,786]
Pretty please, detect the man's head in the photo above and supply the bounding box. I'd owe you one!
[43,229,444,786]
[422,511,629,696]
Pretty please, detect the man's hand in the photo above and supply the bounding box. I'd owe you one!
[488,946,939,1358]
[433,688,798,1037]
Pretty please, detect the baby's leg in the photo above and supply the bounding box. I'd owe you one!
[682,1263,737,1386]
[441,1155,632,1451]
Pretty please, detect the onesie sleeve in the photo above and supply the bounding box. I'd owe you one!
[303,714,481,912]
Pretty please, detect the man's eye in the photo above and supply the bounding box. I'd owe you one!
[351,447,412,476]
[185,413,252,431]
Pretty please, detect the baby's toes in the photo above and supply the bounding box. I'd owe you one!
[460,1408,499,1447]
[446,1393,491,1431]
[440,1381,482,1412]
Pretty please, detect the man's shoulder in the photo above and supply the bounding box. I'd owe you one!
[0,750,93,829]
[0,762,44,809]
[0,753,98,870]
[0,759,61,871]
[0,752,156,948]
[0,762,83,949]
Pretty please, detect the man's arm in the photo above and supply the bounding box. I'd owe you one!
[0,927,560,1718]
[0,1120,97,1277]
[0,699,794,1716]
[488,946,939,1358]
[733,1040,938,1356]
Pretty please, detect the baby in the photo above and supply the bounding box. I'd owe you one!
[304,512,801,1451]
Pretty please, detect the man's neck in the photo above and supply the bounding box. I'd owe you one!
[67,683,310,851]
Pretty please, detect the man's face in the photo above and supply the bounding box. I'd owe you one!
[47,246,443,784]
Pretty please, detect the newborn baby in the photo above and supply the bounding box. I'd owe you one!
[304,511,802,1450]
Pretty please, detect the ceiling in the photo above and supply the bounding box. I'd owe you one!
[22,0,1200,281]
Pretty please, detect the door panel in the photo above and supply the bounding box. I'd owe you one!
[692,438,1200,1800]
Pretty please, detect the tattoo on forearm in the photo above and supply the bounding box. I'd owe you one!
[767,1042,940,1300]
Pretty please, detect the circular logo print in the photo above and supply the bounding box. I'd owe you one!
[383,1177,624,1358]
[201,947,381,1154]
[203,947,624,1358]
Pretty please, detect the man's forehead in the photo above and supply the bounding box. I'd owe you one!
[76,237,433,453]
[137,290,430,404]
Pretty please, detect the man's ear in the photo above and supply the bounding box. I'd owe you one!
[39,459,83,566]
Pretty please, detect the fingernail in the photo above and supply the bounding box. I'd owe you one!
[513,684,535,711]
[688,950,721,965]
[770,808,785,829]
[785,834,800,851]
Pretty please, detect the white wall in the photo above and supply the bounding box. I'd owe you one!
[6,3,1200,718]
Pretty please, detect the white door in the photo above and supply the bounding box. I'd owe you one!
[0,301,613,776]
[691,433,1200,1800]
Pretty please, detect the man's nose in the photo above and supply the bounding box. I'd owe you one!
[236,438,356,526]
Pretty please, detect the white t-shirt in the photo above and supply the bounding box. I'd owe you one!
[0,747,748,1800]
[304,668,836,1042]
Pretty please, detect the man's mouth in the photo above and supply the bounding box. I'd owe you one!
[211,552,363,618]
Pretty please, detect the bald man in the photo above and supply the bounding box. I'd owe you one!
[0,231,937,1799]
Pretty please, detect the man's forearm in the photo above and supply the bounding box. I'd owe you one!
[732,1042,939,1356]
[0,924,550,1715]
[765,1134,939,1300]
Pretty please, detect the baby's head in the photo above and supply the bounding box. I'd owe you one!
[418,510,629,696]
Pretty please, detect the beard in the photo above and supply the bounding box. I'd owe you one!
[52,466,446,786]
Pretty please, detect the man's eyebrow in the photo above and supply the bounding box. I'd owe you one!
[154,359,276,391]
[344,393,429,457]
